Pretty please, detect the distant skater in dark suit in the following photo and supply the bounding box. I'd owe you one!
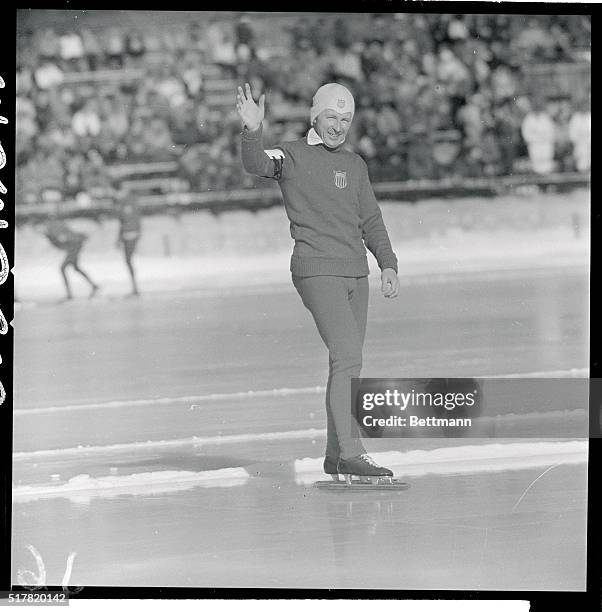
[44,215,99,301]
[114,186,141,297]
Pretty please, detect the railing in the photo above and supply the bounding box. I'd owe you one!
[15,172,590,222]
[522,62,590,100]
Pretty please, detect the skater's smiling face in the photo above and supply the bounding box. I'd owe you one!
[313,109,353,149]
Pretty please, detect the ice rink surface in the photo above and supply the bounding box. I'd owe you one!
[11,264,589,590]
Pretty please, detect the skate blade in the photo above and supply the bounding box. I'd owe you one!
[314,479,409,491]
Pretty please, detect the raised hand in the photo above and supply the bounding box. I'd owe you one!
[236,82,265,132]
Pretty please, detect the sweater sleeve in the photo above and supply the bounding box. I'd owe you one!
[240,124,288,180]
[358,157,398,273]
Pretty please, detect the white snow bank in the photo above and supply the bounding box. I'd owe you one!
[294,440,587,484]
[13,467,250,503]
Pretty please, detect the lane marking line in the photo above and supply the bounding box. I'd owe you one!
[13,407,588,460]
[14,368,589,416]
[13,428,328,460]
[14,386,326,415]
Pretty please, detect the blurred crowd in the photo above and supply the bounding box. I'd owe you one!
[16,13,591,204]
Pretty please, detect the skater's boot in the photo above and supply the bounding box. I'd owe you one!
[323,456,339,474]
[323,456,342,481]
[337,454,393,480]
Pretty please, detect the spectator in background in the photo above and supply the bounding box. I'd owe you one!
[493,99,522,175]
[40,118,77,155]
[16,95,37,163]
[80,148,112,196]
[333,16,352,50]
[568,96,591,172]
[154,63,188,110]
[457,93,486,156]
[407,127,435,179]
[59,30,85,71]
[206,18,237,76]
[104,27,125,69]
[194,102,214,143]
[171,97,201,146]
[551,99,575,172]
[375,103,401,138]
[102,92,130,142]
[490,64,517,102]
[287,16,311,52]
[143,86,171,122]
[17,153,42,203]
[432,134,462,179]
[126,114,150,160]
[142,117,175,161]
[436,45,472,120]
[34,147,65,201]
[329,43,363,83]
[161,26,188,57]
[40,86,71,129]
[187,21,207,54]
[181,50,205,99]
[72,99,101,138]
[34,59,64,90]
[178,144,207,191]
[447,15,470,42]
[547,22,575,62]
[480,128,502,176]
[63,153,85,198]
[512,18,556,63]
[125,29,147,67]
[80,28,102,71]
[521,96,556,174]
[308,17,332,56]
[235,15,256,63]
[360,39,387,79]
[37,28,60,63]
[141,27,163,57]
[17,62,35,97]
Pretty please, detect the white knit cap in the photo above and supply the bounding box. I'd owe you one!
[310,83,355,124]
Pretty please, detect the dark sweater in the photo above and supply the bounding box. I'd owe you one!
[241,125,398,277]
[44,220,86,251]
[118,205,141,240]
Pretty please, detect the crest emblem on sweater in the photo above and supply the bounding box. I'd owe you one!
[333,170,347,189]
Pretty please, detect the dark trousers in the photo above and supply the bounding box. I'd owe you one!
[292,275,369,459]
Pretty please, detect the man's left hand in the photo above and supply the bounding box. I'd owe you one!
[381,268,399,299]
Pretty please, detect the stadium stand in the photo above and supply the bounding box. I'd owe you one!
[16,12,590,215]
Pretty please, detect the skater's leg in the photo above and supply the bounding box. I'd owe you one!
[293,275,366,459]
[123,239,139,295]
[349,276,369,345]
[72,263,98,295]
[325,277,367,463]
[70,247,98,295]
[324,357,340,461]
[60,259,73,300]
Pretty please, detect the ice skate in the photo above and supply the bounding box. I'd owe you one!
[315,454,409,491]
[323,456,341,482]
